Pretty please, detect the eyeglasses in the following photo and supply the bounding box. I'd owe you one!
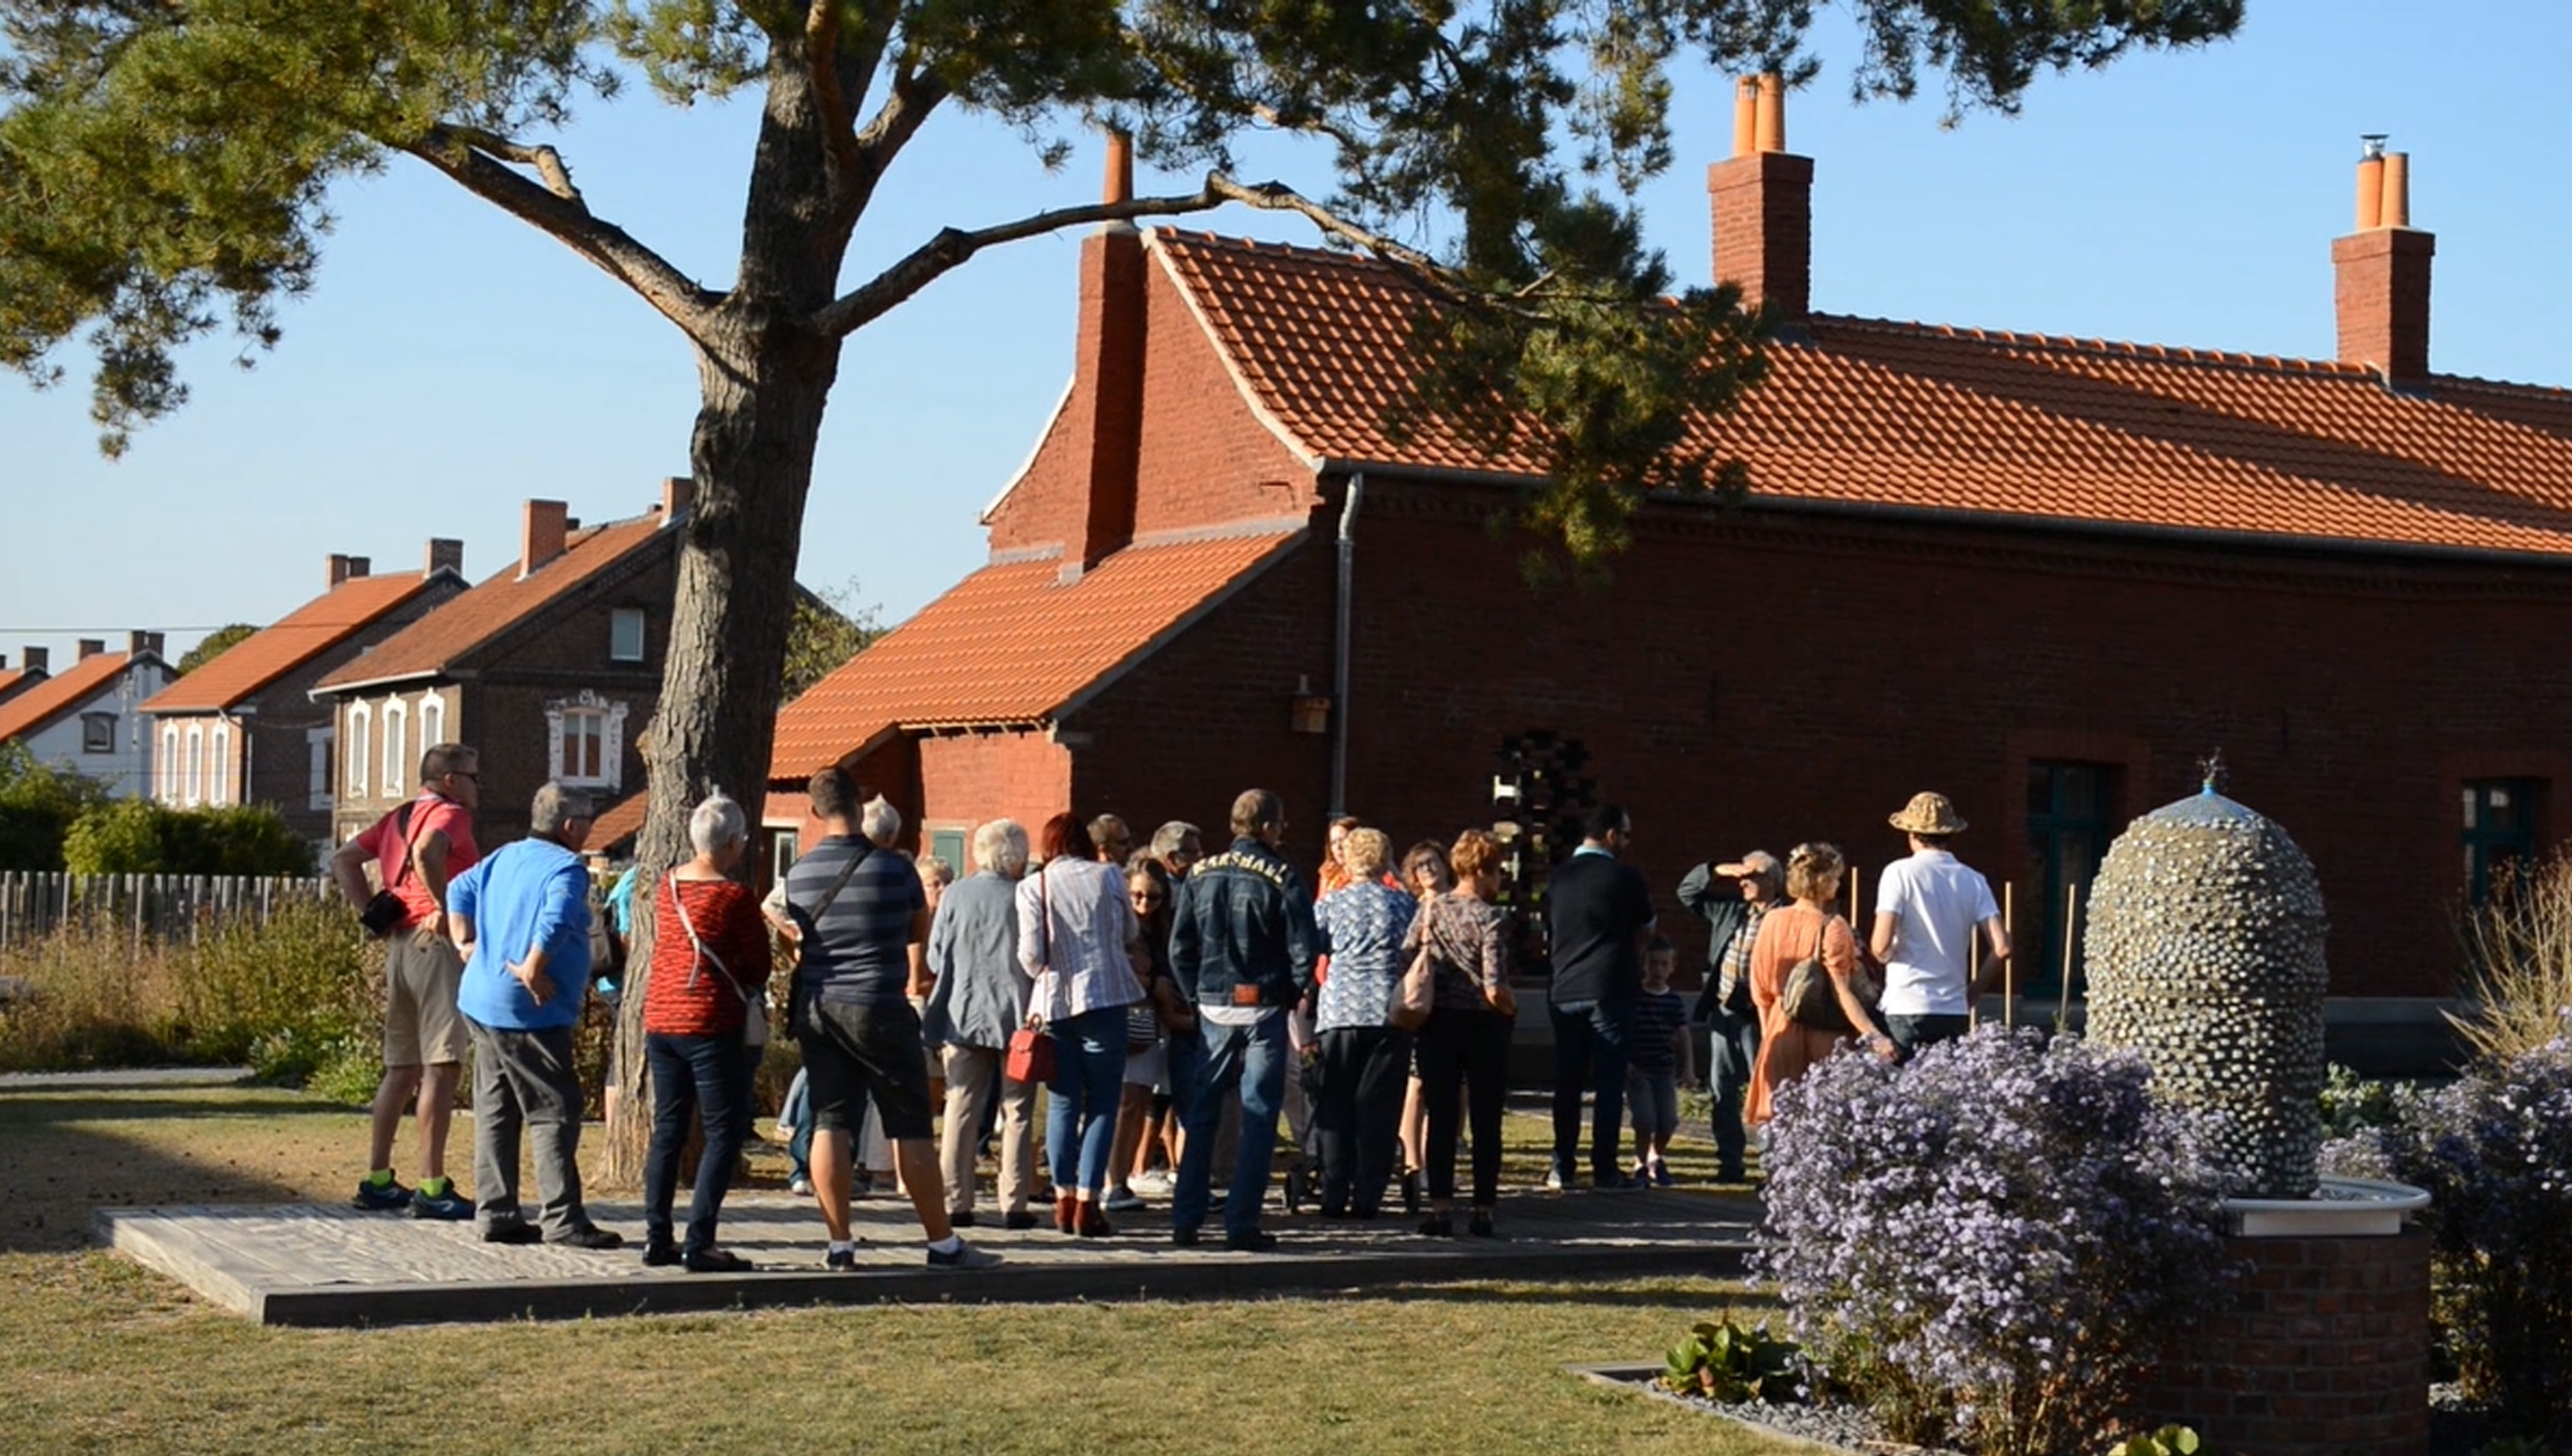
[447,770,481,782]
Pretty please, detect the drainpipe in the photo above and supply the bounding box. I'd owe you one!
[1329,472,1365,818]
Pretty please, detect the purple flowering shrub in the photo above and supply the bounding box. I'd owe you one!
[2320,1036,2572,1439]
[1757,1028,2229,1456]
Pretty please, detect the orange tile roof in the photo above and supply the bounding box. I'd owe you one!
[770,529,1303,778]
[316,514,671,692]
[143,572,441,715]
[588,791,646,851]
[0,669,29,700]
[1153,230,2572,559]
[0,652,134,741]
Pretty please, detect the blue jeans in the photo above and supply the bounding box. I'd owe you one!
[1173,1013,1287,1238]
[1046,1004,1128,1197]
[1704,1008,1762,1174]
[1550,999,1635,1185]
[641,1031,752,1256]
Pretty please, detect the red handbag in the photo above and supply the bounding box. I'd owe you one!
[1005,1026,1055,1084]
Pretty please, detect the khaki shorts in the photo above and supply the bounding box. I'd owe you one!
[383,926,467,1067]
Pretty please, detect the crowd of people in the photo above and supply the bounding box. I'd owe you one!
[334,741,2010,1272]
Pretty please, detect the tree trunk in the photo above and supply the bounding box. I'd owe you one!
[594,41,850,1188]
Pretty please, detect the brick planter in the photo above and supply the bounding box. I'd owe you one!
[2146,1226,2431,1456]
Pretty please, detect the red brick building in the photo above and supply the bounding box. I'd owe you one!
[770,120,2572,1040]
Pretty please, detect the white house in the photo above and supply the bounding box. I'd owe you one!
[0,633,177,797]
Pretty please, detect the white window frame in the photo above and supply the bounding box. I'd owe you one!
[346,704,370,798]
[609,607,646,663]
[183,724,203,805]
[307,725,334,812]
[544,690,628,791]
[209,724,230,804]
[160,724,181,801]
[418,691,445,751]
[382,699,407,798]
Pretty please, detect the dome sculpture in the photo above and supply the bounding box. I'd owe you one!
[2081,780,2329,1199]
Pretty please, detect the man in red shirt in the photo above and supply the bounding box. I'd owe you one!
[330,741,482,1218]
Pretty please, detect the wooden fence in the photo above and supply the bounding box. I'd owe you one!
[0,872,335,953]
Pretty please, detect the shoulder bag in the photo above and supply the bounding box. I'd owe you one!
[1782,912,1881,1033]
[1009,863,1062,1083]
[1388,897,1436,1033]
[669,878,767,1048]
[358,802,425,938]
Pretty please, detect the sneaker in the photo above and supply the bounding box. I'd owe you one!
[548,1223,625,1251]
[481,1219,542,1246]
[927,1240,1002,1270]
[788,1175,814,1197]
[1651,1162,1674,1189]
[1224,1229,1279,1253]
[1539,1167,1567,1193]
[1102,1186,1146,1213]
[948,1210,977,1229]
[1592,1171,1647,1193]
[1128,1169,1176,1197]
[408,1185,475,1221]
[824,1246,859,1272]
[353,1175,414,1212]
[1003,1209,1041,1231]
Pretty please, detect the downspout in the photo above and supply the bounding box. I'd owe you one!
[1329,472,1365,818]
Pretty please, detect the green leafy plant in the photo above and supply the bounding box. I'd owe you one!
[2105,1425,2203,1456]
[1661,1315,1799,1402]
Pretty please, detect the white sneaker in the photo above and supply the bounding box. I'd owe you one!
[1128,1169,1176,1197]
[788,1175,814,1196]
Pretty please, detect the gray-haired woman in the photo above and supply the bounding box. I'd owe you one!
[921,818,1040,1230]
[640,791,774,1273]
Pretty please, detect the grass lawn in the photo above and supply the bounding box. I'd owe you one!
[0,1081,1788,1456]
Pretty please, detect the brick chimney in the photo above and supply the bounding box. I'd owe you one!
[659,476,694,522]
[21,646,47,675]
[2333,136,2434,386]
[77,639,104,660]
[1064,131,1146,579]
[129,630,165,660]
[520,499,570,578]
[326,553,369,587]
[425,538,465,577]
[1706,74,1813,320]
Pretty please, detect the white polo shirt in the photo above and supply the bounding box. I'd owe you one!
[1873,849,1999,1017]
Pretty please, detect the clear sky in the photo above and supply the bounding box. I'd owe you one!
[4,2,2566,669]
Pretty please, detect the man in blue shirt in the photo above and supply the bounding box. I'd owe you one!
[446,782,621,1249]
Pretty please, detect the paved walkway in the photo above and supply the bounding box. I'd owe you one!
[0,1066,251,1091]
[101,1184,1758,1327]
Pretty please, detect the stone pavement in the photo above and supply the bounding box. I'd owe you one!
[101,1183,1758,1327]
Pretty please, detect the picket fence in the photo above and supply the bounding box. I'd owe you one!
[0,872,334,952]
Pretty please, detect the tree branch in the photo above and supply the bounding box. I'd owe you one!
[807,172,1454,340]
[406,124,723,342]
[805,0,863,188]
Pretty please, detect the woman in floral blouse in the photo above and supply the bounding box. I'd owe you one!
[1310,828,1418,1220]
[1402,829,1516,1238]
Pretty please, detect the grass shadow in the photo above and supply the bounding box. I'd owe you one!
[0,1086,359,1254]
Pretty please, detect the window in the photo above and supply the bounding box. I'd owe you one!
[771,830,801,886]
[545,691,627,790]
[382,700,406,797]
[2025,762,2118,999]
[81,713,115,755]
[183,725,203,804]
[160,725,181,799]
[2464,779,2545,905]
[930,827,967,876]
[610,608,646,663]
[307,727,334,812]
[346,705,370,797]
[418,692,444,750]
[209,724,230,804]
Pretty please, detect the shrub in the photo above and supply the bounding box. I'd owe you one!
[1757,1027,2230,1456]
[2321,1038,2572,1440]
[2453,849,2572,1064]
[63,800,313,875]
[0,741,110,871]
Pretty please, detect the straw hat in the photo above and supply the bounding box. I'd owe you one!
[1888,792,1969,836]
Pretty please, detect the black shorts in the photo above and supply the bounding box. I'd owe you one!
[796,997,936,1141]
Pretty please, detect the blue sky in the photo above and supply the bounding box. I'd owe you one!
[4,2,2567,667]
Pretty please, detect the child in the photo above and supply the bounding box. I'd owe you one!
[1627,937,1695,1186]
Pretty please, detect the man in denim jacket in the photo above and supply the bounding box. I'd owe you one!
[1168,787,1318,1250]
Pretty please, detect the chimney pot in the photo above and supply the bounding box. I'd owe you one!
[521,499,570,577]
[1731,76,1759,158]
[22,646,48,674]
[425,538,465,577]
[2334,148,2434,386]
[2354,154,2384,231]
[2380,150,2410,229]
[1104,130,1134,207]
[1754,72,1786,154]
[77,639,105,661]
[659,476,694,521]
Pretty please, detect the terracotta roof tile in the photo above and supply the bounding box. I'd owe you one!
[316,514,672,692]
[588,791,646,852]
[1152,230,2572,559]
[0,652,134,741]
[770,529,1302,779]
[143,573,441,715]
[0,669,28,700]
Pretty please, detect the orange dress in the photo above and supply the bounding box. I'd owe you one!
[1745,902,1862,1126]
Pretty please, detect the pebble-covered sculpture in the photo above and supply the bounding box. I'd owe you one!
[2081,768,2329,1199]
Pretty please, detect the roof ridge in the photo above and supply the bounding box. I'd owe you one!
[1808,314,2376,379]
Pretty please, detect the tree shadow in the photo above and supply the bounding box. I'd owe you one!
[0,1086,352,1254]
